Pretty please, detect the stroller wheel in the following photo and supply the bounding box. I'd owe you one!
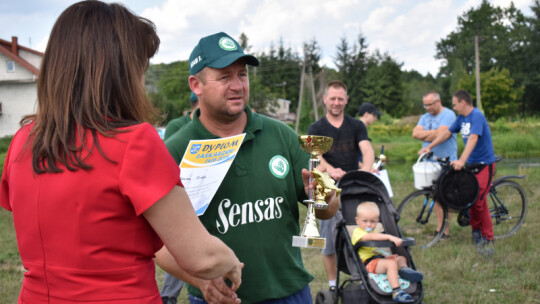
[315,289,336,304]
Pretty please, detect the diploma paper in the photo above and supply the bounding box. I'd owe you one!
[179,134,246,215]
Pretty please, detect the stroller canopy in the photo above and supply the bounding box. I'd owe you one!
[339,171,397,222]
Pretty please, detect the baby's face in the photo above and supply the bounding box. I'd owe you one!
[356,209,379,232]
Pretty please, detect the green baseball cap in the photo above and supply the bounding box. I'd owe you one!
[188,32,259,75]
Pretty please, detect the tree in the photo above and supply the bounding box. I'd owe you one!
[238,32,251,53]
[436,1,510,77]
[459,68,523,120]
[346,34,370,116]
[435,1,537,116]
[249,75,279,114]
[256,38,303,114]
[146,61,191,124]
[333,33,370,117]
[334,36,351,77]
[521,0,540,114]
[304,38,322,75]
[361,51,404,117]
[402,70,440,116]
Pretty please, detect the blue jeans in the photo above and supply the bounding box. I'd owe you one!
[188,285,312,304]
[160,272,184,302]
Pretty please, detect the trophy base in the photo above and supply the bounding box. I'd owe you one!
[303,200,329,210]
[292,235,326,249]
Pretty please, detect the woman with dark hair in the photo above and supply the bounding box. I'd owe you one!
[0,1,242,303]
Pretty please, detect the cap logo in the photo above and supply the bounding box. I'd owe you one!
[219,37,237,51]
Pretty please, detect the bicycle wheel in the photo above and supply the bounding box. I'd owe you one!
[397,189,447,248]
[489,179,527,239]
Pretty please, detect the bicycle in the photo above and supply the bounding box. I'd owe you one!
[397,152,528,248]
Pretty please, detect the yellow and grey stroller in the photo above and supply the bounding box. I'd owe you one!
[315,171,423,304]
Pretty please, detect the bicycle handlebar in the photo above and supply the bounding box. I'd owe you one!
[418,152,450,165]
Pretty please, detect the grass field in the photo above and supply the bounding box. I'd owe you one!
[302,160,540,304]
[1,158,538,303]
[1,119,540,303]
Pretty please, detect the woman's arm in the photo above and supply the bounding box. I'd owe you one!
[143,186,242,290]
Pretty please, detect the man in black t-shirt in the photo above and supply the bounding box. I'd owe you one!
[307,80,375,292]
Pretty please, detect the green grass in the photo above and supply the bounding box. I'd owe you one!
[301,161,540,303]
[1,160,538,303]
[2,119,540,303]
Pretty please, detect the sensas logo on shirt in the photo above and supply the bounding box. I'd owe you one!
[215,197,284,234]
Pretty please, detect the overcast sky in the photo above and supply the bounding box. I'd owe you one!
[0,0,534,76]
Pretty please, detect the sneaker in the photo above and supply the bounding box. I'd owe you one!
[458,210,470,226]
[398,267,423,282]
[392,289,414,303]
[478,239,495,256]
[472,230,484,246]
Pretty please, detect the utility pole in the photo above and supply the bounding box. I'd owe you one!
[475,33,483,112]
[307,59,319,121]
[295,46,319,132]
[295,58,306,133]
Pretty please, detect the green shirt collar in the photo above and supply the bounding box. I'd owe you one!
[191,105,262,142]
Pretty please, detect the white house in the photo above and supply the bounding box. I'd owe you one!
[263,98,296,124]
[0,36,42,138]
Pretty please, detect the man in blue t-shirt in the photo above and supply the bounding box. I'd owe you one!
[413,91,457,239]
[413,91,457,161]
[420,90,496,256]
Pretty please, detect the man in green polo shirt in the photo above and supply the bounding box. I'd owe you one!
[165,32,340,304]
[164,91,199,141]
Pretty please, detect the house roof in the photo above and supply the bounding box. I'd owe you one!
[0,37,43,76]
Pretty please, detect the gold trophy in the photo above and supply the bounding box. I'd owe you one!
[292,135,341,249]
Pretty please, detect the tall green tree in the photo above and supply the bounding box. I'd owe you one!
[146,61,191,124]
[521,0,540,114]
[238,32,252,53]
[436,0,511,77]
[334,36,351,77]
[304,38,322,75]
[255,38,302,114]
[435,1,535,116]
[346,34,370,116]
[361,51,404,117]
[402,70,440,115]
[459,68,523,120]
[333,33,369,117]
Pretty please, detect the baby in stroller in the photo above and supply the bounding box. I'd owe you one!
[352,201,423,303]
[315,171,423,304]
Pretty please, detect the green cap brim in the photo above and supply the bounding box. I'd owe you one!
[207,53,259,70]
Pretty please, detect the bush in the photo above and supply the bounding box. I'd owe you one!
[492,118,513,133]
[0,137,12,177]
[369,123,414,141]
[0,136,12,154]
